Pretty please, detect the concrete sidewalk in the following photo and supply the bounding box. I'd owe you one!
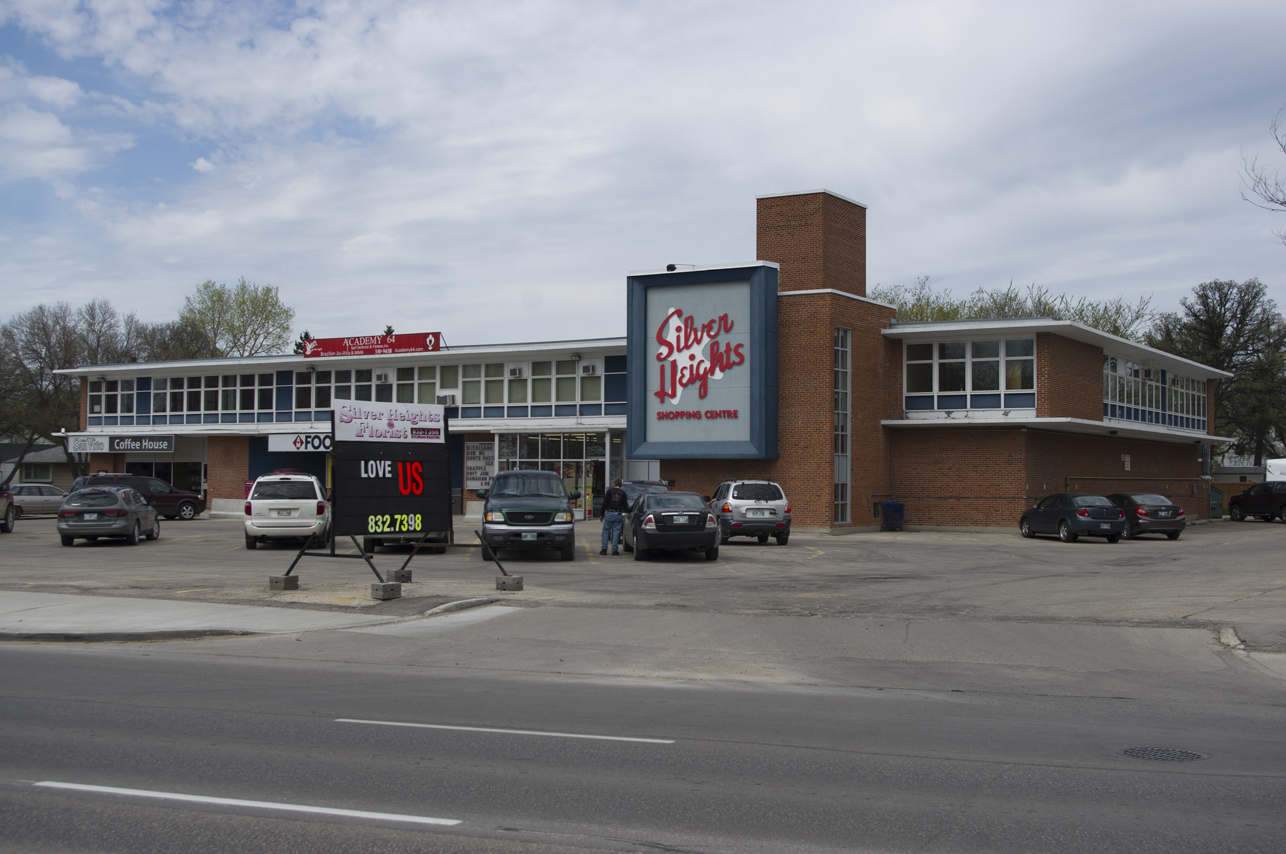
[0,591,406,641]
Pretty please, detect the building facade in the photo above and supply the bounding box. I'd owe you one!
[60,190,1230,529]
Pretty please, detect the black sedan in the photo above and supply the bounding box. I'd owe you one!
[1019,493,1125,543]
[1107,493,1186,540]
[623,492,720,561]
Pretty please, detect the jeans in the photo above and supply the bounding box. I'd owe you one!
[601,510,624,550]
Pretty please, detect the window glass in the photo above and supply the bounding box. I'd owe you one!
[938,362,966,392]
[555,360,577,375]
[417,382,436,403]
[462,364,482,379]
[335,370,352,384]
[485,363,504,378]
[1005,339,1034,357]
[258,388,274,409]
[333,385,352,401]
[295,372,312,385]
[153,393,168,414]
[204,389,218,411]
[315,386,332,408]
[1038,495,1059,509]
[905,363,933,393]
[531,378,552,402]
[418,366,436,381]
[580,375,601,401]
[439,366,458,388]
[531,361,552,376]
[508,379,527,403]
[732,483,784,501]
[355,369,372,383]
[239,388,255,409]
[462,380,481,405]
[972,360,1000,391]
[222,389,237,410]
[396,383,414,403]
[484,379,504,404]
[555,376,577,401]
[971,341,999,359]
[295,387,312,409]
[397,367,415,382]
[240,374,255,387]
[905,343,932,361]
[171,390,185,412]
[1005,359,1034,390]
[938,342,966,360]
[1074,495,1113,507]
[258,374,273,386]
[316,371,331,384]
[375,382,393,402]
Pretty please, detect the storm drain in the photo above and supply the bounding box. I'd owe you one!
[1121,747,1208,762]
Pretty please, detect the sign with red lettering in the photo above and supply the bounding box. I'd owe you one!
[302,332,441,358]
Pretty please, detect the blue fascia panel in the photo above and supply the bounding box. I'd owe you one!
[506,406,529,417]
[554,404,578,416]
[904,396,934,411]
[529,405,552,417]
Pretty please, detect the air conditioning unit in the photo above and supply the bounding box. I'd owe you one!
[509,367,525,378]
[436,394,456,406]
[581,364,598,375]
[374,371,391,384]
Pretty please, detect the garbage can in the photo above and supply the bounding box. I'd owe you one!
[881,500,905,532]
[1209,486,1223,519]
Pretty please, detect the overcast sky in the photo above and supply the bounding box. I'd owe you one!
[2,0,1284,347]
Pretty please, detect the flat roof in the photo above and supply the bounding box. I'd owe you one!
[883,318,1231,380]
[755,189,868,209]
[881,416,1233,446]
[628,261,780,277]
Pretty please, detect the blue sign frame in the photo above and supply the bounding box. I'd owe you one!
[626,263,778,459]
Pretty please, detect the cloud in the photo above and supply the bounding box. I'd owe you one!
[191,156,214,172]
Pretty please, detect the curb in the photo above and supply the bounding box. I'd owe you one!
[0,629,259,644]
[424,598,496,617]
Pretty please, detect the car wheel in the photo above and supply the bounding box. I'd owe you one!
[481,545,494,561]
[560,544,575,561]
[1019,518,1034,538]
[0,505,13,533]
[177,501,197,521]
[1230,504,1245,522]
[1105,534,1121,544]
[705,546,719,560]
[1167,531,1181,540]
[1058,520,1078,542]
[245,532,257,549]
[146,519,160,541]
[12,505,21,520]
[1120,524,1135,540]
[60,535,74,546]
[775,533,789,545]
[125,521,140,546]
[757,532,769,544]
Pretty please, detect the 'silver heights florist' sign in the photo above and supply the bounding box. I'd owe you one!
[334,403,446,443]
[302,332,442,358]
[626,263,778,460]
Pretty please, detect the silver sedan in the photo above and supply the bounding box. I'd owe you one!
[10,484,68,518]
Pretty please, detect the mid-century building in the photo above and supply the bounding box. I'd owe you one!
[59,190,1231,529]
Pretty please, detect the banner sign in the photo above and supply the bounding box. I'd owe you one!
[465,442,495,489]
[268,433,334,453]
[302,332,441,358]
[66,434,174,454]
[626,263,778,460]
[335,403,445,443]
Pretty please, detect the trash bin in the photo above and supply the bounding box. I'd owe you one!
[881,500,904,532]
[1209,486,1223,519]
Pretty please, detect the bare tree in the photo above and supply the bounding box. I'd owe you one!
[1241,107,1286,245]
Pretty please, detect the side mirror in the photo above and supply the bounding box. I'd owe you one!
[1031,504,1039,509]
[475,489,488,499]
[569,490,582,501]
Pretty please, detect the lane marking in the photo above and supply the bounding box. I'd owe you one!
[336,718,674,744]
[34,781,459,826]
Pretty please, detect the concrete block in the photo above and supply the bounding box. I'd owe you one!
[388,568,412,583]
[496,575,523,591]
[268,575,299,591]
[371,582,402,600]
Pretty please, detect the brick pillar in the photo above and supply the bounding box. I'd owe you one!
[206,436,250,501]
[756,190,867,296]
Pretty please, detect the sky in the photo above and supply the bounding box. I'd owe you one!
[1,0,1284,347]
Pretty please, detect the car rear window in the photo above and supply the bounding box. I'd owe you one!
[648,494,706,510]
[732,483,784,501]
[66,490,121,508]
[1128,494,1170,505]
[1074,495,1113,507]
[490,473,565,498]
[252,481,318,500]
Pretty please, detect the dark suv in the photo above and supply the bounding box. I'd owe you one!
[83,474,206,520]
[477,470,580,561]
[1229,481,1286,522]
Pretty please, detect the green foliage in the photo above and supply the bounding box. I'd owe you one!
[293,330,314,355]
[869,278,1155,341]
[179,277,296,357]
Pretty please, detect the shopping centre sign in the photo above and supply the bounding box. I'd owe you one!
[626,262,778,459]
[302,332,441,358]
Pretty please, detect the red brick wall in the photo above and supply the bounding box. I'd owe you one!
[207,436,249,501]
[88,453,123,473]
[756,191,866,296]
[1036,333,1102,420]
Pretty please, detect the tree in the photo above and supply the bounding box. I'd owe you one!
[383,325,395,336]
[1147,279,1286,465]
[293,330,314,355]
[1241,107,1286,245]
[178,277,296,357]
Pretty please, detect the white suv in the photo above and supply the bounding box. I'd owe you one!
[244,472,330,549]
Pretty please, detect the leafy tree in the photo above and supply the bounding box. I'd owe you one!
[1148,279,1286,465]
[293,330,314,355]
[179,277,296,357]
[383,325,394,336]
[1241,107,1286,245]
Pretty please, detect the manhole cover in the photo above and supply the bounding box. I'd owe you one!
[1121,747,1208,762]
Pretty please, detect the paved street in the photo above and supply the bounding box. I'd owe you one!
[2,515,1284,852]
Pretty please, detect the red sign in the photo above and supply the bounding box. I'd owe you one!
[652,309,745,404]
[302,332,441,358]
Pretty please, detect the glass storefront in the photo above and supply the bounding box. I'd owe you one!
[497,431,624,519]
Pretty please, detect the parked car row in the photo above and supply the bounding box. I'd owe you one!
[1019,492,1187,543]
[0,473,203,545]
[1228,481,1286,522]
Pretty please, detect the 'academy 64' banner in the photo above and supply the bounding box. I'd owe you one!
[302,332,441,358]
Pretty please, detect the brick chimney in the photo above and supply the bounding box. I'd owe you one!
[756,190,867,297]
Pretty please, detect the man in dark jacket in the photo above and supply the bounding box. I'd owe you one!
[600,479,630,555]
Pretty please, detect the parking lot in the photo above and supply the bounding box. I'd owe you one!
[3,512,1283,649]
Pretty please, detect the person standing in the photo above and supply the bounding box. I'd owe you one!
[600,479,630,555]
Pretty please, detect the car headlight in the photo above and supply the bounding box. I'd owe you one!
[554,512,571,522]
[485,511,505,522]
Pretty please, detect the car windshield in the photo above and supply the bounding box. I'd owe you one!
[66,490,121,508]
[1074,495,1113,507]
[490,473,565,498]
[252,481,317,500]
[648,494,706,510]
[732,483,784,501]
[1128,494,1170,505]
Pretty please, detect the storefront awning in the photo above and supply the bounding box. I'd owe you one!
[880,417,1233,446]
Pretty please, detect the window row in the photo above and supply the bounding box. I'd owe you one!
[903,339,1036,411]
[1102,356,1207,430]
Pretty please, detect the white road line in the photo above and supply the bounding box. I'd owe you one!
[34,781,460,826]
[336,718,675,744]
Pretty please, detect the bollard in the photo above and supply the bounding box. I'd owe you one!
[388,568,412,583]
[496,575,523,591]
[269,575,299,591]
[371,582,402,600]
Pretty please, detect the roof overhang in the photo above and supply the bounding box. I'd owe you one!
[882,319,1231,381]
[881,417,1232,446]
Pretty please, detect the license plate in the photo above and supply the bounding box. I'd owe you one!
[1099,523,1111,529]
[1159,511,1170,517]
[275,509,292,517]
[747,509,766,517]
[674,516,689,524]
[521,532,537,541]
[83,513,98,520]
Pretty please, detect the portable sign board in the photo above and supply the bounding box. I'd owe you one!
[331,403,452,539]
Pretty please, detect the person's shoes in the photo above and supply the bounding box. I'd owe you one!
[599,548,607,555]
[612,550,619,556]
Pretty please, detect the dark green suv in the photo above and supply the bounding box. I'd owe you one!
[477,471,580,561]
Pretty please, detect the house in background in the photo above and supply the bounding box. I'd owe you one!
[0,444,77,491]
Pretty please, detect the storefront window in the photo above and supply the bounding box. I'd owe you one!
[496,431,607,517]
[904,338,1035,412]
